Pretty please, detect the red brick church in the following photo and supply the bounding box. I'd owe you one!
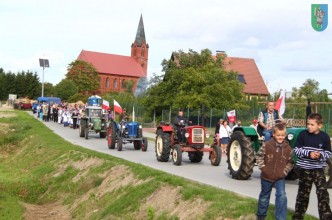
[77,14,148,94]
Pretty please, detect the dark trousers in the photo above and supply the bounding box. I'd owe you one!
[73,118,77,129]
[293,168,332,220]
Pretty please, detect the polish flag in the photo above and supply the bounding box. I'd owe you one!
[227,110,236,123]
[113,99,123,114]
[275,89,286,117]
[102,100,110,110]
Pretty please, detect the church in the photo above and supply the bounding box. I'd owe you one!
[77,14,148,94]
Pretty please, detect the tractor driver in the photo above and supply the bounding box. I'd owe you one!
[173,109,190,142]
[120,108,129,122]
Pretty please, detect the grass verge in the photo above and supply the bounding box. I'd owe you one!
[0,110,318,220]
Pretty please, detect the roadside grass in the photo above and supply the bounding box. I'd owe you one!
[0,111,318,220]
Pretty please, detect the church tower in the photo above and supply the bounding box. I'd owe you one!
[131,14,149,76]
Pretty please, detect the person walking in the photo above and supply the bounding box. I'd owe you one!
[256,123,294,220]
[292,113,332,220]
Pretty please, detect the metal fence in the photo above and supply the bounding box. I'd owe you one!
[115,102,332,136]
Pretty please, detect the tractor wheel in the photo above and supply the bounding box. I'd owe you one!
[117,136,123,151]
[85,125,89,140]
[107,122,116,149]
[141,137,148,152]
[172,144,182,166]
[188,152,203,163]
[210,144,221,166]
[155,129,171,162]
[100,132,106,138]
[324,157,332,188]
[227,131,255,180]
[134,140,141,150]
[79,121,85,137]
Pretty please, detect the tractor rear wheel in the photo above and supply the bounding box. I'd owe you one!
[107,122,116,149]
[172,144,182,166]
[141,137,148,152]
[117,136,123,151]
[155,129,171,162]
[79,120,85,137]
[324,157,332,188]
[188,152,203,163]
[210,144,221,166]
[227,131,255,180]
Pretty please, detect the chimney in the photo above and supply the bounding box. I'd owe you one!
[216,50,226,57]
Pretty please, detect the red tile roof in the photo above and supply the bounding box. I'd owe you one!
[224,57,269,96]
[77,50,146,78]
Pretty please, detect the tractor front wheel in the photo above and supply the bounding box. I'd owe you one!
[227,131,255,180]
[141,137,148,152]
[134,140,141,150]
[188,152,203,163]
[117,136,123,151]
[172,144,182,166]
[210,144,221,166]
[155,129,171,162]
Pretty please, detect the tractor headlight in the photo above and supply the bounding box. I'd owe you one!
[139,125,142,129]
[185,133,190,138]
[287,133,294,141]
[206,133,210,138]
[122,125,126,129]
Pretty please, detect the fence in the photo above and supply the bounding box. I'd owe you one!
[114,102,332,136]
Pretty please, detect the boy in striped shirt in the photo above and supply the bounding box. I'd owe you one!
[293,113,332,220]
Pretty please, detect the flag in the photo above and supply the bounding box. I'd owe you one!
[102,100,110,110]
[275,89,286,117]
[227,110,236,123]
[132,106,135,122]
[113,99,123,114]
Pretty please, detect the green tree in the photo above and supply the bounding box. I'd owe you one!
[54,79,78,101]
[43,82,55,97]
[143,49,246,116]
[66,60,100,94]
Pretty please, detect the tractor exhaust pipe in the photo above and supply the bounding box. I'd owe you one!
[306,99,312,128]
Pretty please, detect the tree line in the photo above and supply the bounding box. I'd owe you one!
[1,49,331,124]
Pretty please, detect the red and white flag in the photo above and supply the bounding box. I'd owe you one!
[102,100,110,110]
[113,99,123,114]
[227,110,236,123]
[275,89,286,117]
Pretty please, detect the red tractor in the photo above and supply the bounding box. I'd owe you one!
[155,122,221,166]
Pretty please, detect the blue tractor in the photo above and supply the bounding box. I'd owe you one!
[107,117,148,152]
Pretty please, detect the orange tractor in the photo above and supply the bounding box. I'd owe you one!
[155,122,221,166]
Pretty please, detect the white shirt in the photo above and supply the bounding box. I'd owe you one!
[219,125,231,138]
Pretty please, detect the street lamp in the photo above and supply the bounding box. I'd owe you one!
[39,58,50,97]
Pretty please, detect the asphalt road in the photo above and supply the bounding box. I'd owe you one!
[30,113,325,218]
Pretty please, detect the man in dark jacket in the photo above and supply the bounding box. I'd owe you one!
[173,109,189,142]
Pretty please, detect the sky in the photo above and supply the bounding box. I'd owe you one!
[1,0,331,95]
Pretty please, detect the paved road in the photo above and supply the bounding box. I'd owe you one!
[31,113,325,218]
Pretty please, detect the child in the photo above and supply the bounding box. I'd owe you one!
[256,123,294,220]
[292,113,332,220]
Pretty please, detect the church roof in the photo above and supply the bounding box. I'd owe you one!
[223,56,269,96]
[77,50,146,78]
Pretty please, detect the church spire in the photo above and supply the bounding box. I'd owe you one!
[131,14,149,76]
[134,14,146,46]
